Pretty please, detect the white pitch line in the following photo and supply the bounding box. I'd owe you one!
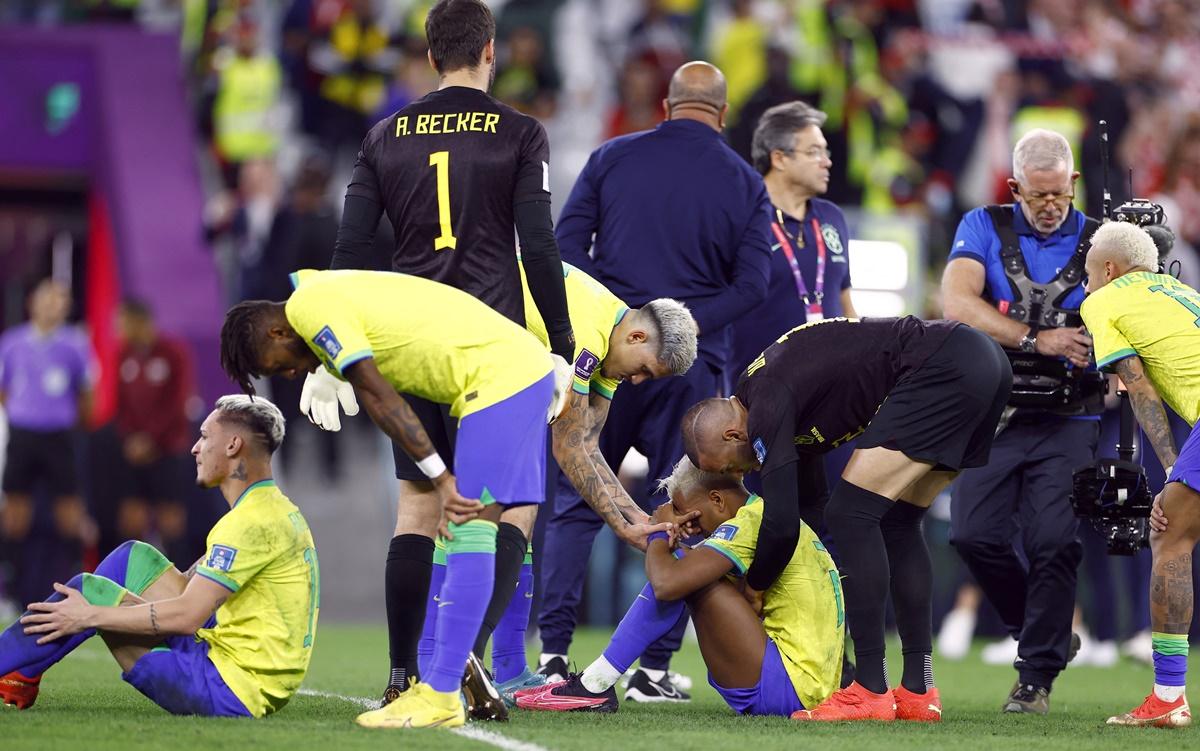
[297,687,554,751]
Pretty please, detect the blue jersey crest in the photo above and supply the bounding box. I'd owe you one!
[313,326,343,360]
[207,544,238,572]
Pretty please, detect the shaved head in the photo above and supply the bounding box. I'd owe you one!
[681,397,741,469]
[667,61,727,112]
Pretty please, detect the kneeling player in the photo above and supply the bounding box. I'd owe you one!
[516,458,843,716]
[0,396,318,718]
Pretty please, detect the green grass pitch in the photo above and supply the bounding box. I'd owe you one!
[4,624,1190,750]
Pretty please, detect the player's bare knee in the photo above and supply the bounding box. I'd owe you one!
[500,503,537,537]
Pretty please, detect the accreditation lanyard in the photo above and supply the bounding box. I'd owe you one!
[770,209,826,321]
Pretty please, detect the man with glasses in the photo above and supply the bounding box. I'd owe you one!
[941,129,1101,714]
[731,101,857,380]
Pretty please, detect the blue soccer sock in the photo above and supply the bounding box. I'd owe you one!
[602,580,686,677]
[426,519,496,694]
[1152,632,1188,702]
[491,547,534,683]
[417,542,448,679]
[0,540,171,678]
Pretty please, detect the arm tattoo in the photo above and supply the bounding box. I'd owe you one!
[1115,358,1178,468]
[347,362,437,462]
[380,399,437,461]
[231,461,248,481]
[149,603,161,637]
[553,394,643,535]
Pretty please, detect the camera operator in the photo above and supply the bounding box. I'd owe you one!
[941,129,1102,715]
[1079,222,1197,728]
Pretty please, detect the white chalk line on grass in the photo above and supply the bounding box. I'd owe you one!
[297,687,554,751]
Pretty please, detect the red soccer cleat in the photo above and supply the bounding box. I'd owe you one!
[894,685,942,722]
[0,671,40,710]
[513,678,563,703]
[514,673,618,713]
[791,681,896,722]
[1107,692,1191,728]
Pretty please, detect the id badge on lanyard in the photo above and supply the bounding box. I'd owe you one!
[770,213,827,321]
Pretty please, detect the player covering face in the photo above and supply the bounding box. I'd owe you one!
[515,457,843,716]
[683,317,1011,721]
[0,396,318,718]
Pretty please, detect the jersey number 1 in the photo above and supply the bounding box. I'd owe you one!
[429,151,457,251]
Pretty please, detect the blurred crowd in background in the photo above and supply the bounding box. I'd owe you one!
[3,0,1200,663]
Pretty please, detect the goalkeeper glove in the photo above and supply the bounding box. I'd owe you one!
[300,368,360,431]
[547,353,573,424]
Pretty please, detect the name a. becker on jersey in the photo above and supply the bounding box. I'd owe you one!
[395,112,500,137]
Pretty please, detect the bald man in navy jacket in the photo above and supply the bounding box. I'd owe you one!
[535,61,773,701]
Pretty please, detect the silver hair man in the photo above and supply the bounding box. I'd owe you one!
[640,299,699,376]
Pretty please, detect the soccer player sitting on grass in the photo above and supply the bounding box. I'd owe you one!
[516,457,844,716]
[0,396,319,718]
[219,268,584,729]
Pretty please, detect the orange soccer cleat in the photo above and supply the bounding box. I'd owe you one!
[0,671,41,710]
[894,685,942,722]
[1107,692,1191,728]
[791,681,897,722]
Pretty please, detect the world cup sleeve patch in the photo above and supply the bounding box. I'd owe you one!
[753,438,767,464]
[574,348,600,381]
[711,524,738,542]
[207,545,238,572]
[313,326,343,360]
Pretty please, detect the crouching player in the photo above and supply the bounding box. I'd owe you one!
[516,457,843,715]
[412,262,697,702]
[0,396,318,717]
[1080,222,1200,728]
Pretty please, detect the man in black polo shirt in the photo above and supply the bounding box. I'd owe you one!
[683,317,1010,722]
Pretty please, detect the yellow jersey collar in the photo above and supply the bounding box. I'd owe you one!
[233,479,276,509]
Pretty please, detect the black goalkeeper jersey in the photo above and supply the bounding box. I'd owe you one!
[344,86,551,324]
[735,317,960,471]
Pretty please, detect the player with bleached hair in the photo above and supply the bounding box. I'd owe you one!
[516,457,843,716]
[0,396,319,718]
[1080,221,1198,728]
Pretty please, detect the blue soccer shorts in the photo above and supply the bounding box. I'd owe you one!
[707,638,804,716]
[1167,419,1200,490]
[122,616,251,717]
[455,372,554,506]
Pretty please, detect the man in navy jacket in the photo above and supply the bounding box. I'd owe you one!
[536,61,772,702]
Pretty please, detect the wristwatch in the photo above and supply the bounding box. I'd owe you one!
[1018,332,1038,354]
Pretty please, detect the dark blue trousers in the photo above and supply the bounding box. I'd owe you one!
[538,360,722,669]
[950,415,1098,688]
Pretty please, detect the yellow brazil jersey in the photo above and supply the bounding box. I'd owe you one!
[522,262,628,399]
[194,480,318,717]
[1080,271,1200,425]
[701,496,844,708]
[287,270,551,418]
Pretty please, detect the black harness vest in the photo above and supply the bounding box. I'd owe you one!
[984,205,1105,416]
[985,204,1100,330]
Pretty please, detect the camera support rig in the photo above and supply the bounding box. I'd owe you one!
[1069,388,1153,555]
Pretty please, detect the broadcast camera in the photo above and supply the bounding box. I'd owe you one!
[1068,121,1174,555]
[1070,391,1155,555]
